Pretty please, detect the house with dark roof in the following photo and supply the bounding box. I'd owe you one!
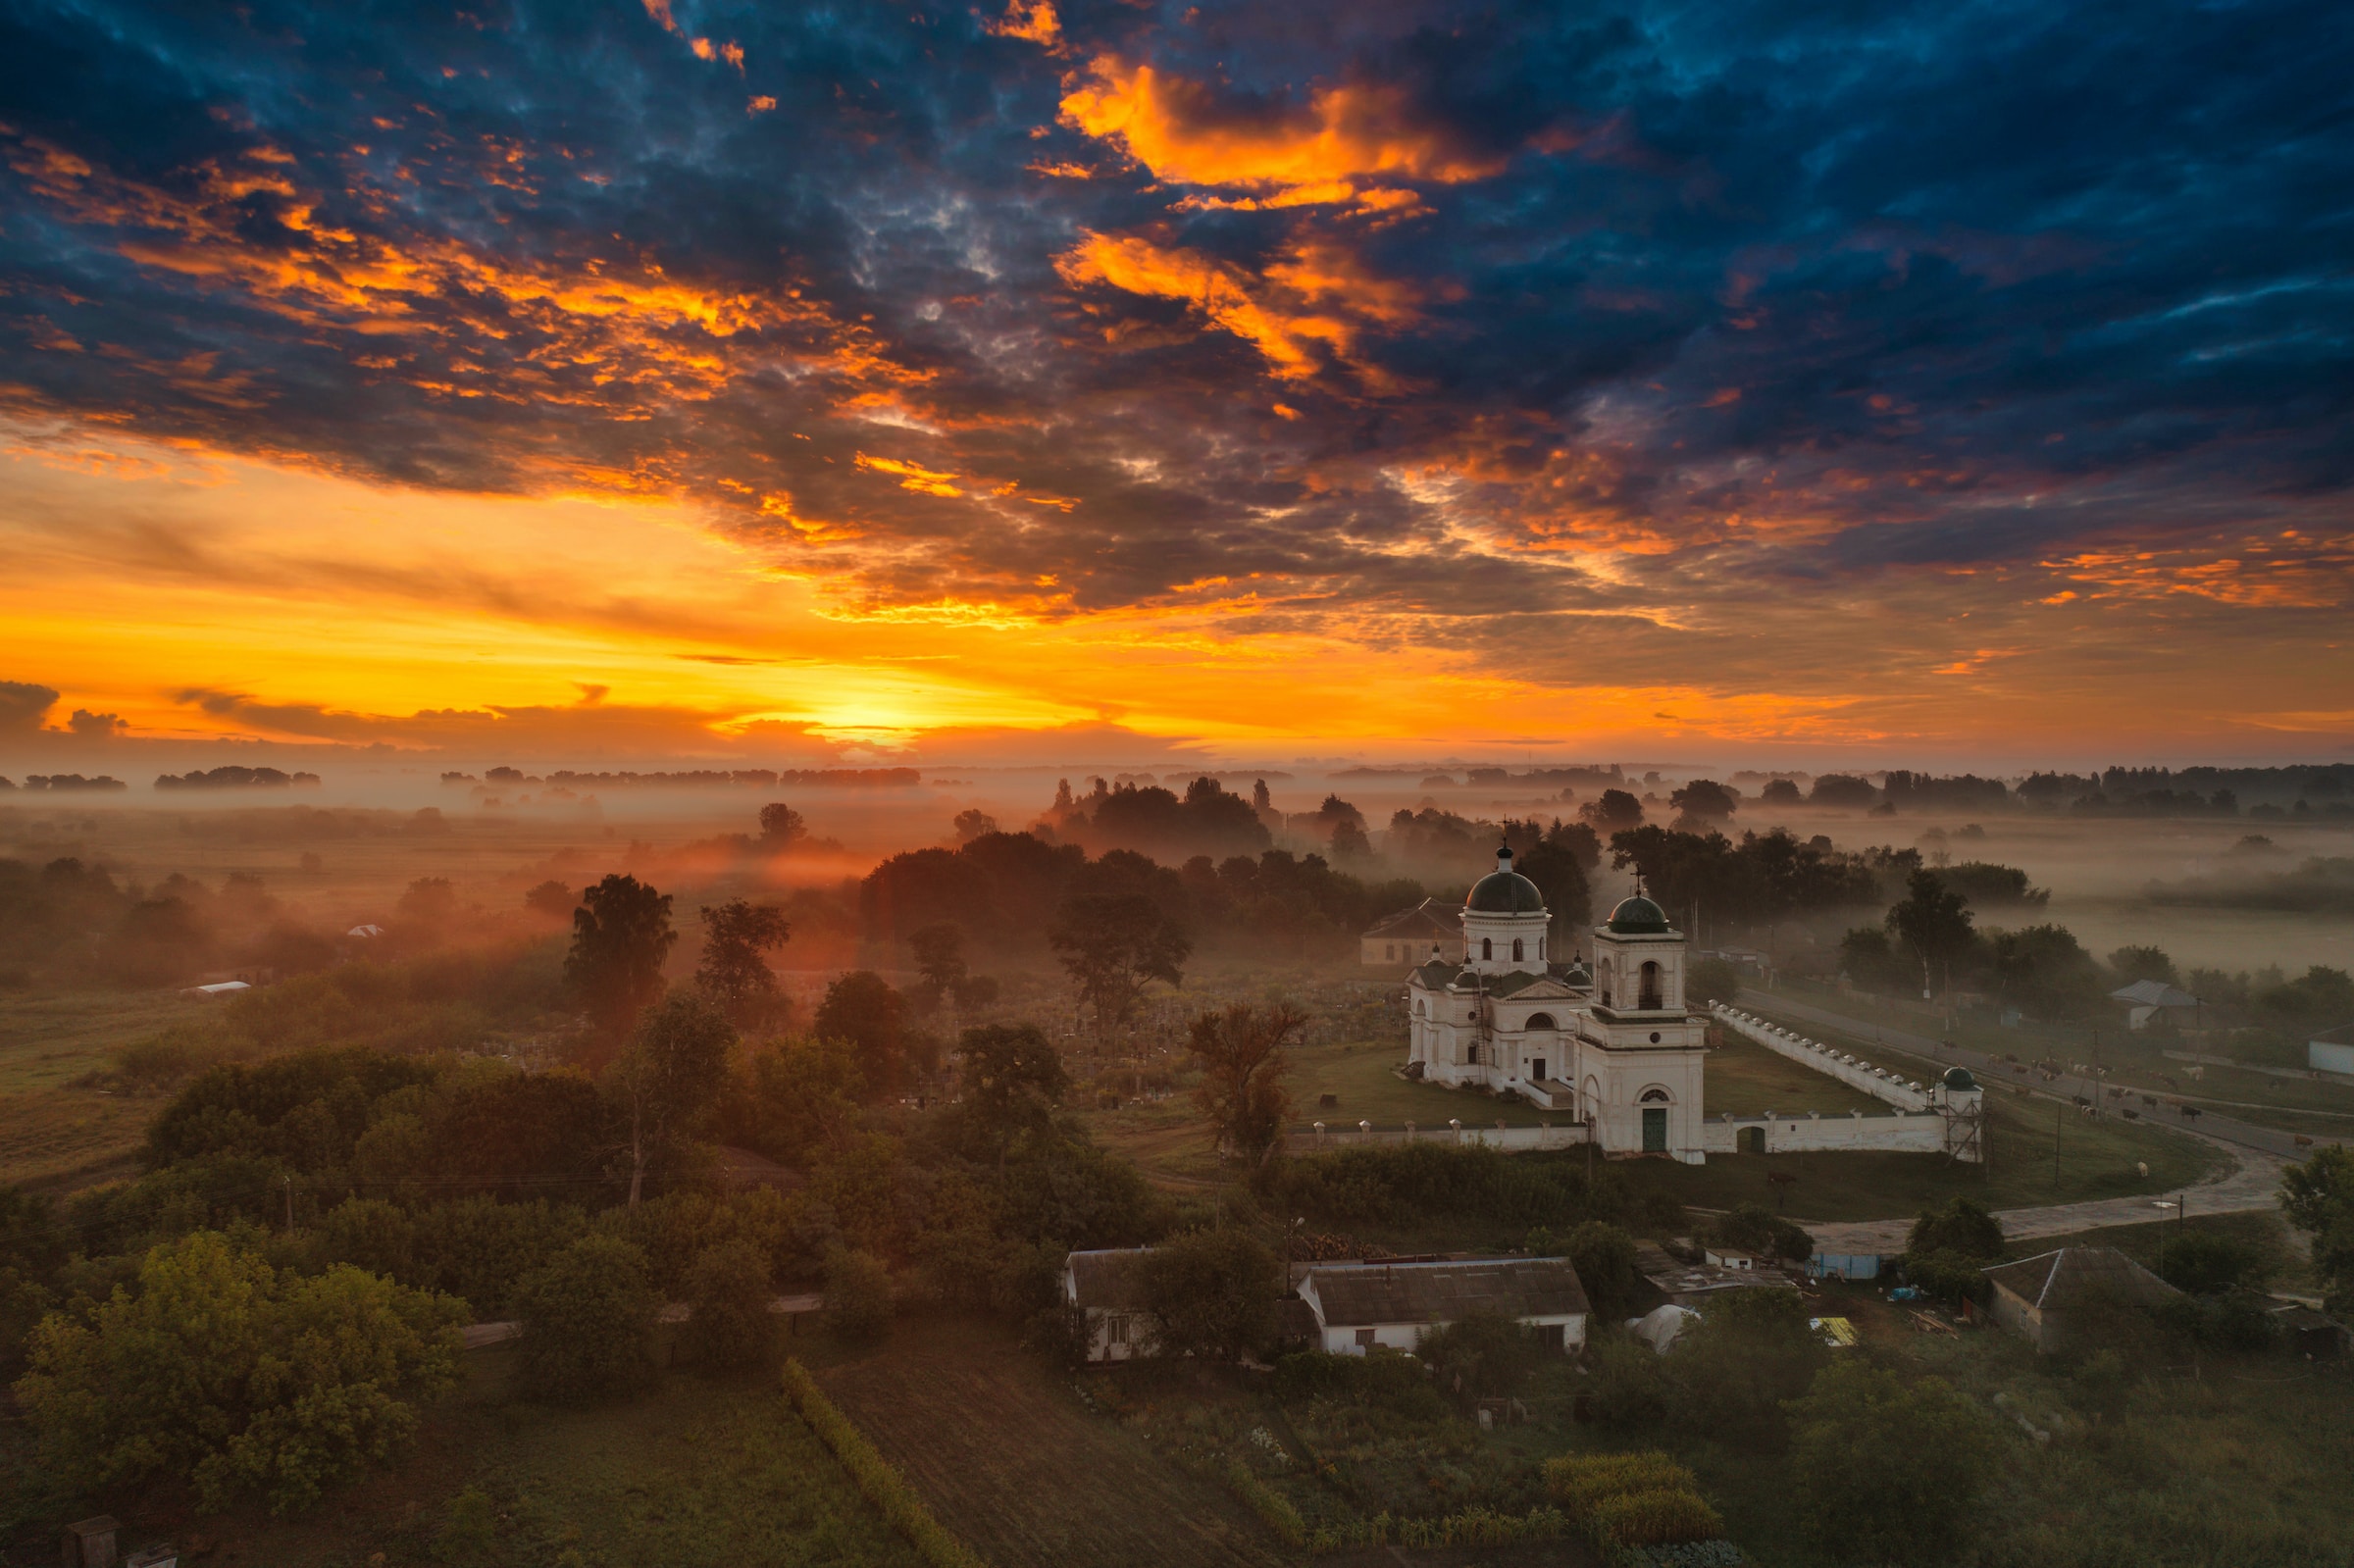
[1297,1256,1590,1355]
[1062,1247,1157,1362]
[1361,897,1467,967]
[1981,1246,2181,1352]
[2110,978,2202,1031]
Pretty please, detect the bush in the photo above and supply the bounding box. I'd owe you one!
[15,1230,464,1513]
[1709,1203,1813,1262]
[1417,1310,1549,1400]
[1663,1288,1824,1451]
[1786,1360,1998,1562]
[1584,1331,1670,1431]
[685,1239,776,1372]
[1908,1196,2005,1260]
[823,1245,895,1342]
[2155,1231,2271,1295]
[1273,1347,1449,1420]
[513,1233,656,1400]
[1902,1247,1992,1308]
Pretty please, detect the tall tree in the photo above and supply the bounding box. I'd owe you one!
[607,991,735,1206]
[1188,1002,1303,1167]
[958,1023,1070,1163]
[811,971,913,1095]
[907,923,969,1016]
[564,874,675,1048]
[1049,893,1190,1042]
[694,899,792,1028]
[757,801,808,847]
[1886,869,1973,988]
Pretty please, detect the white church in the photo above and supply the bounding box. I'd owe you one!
[1403,844,1708,1163]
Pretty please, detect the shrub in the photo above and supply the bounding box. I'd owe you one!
[1273,1348,1449,1420]
[2154,1231,2271,1295]
[315,1195,416,1280]
[1588,1488,1724,1547]
[1418,1310,1549,1400]
[823,1245,894,1342]
[1902,1247,1992,1308]
[1663,1288,1824,1451]
[1584,1331,1670,1431]
[513,1233,656,1400]
[685,1239,777,1372]
[1786,1360,1998,1562]
[1709,1203,1813,1262]
[1908,1196,2005,1260]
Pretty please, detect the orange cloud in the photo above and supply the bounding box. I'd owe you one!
[1056,231,1427,384]
[1059,56,1505,207]
[855,452,964,496]
[986,0,1061,49]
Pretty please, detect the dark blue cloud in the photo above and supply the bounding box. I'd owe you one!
[0,0,2347,629]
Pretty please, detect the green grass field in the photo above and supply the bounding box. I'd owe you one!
[0,990,207,1189]
[4,1354,929,1568]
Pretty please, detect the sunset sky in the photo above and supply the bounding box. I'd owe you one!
[1,0,2348,767]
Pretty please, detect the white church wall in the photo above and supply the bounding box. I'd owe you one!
[1704,1111,1951,1155]
[1714,1007,1930,1111]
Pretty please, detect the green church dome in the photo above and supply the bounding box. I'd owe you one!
[1605,894,1671,934]
[1465,843,1546,914]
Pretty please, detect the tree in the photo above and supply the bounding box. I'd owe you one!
[734,1037,864,1163]
[1760,779,1803,806]
[812,971,912,1094]
[1138,1228,1280,1361]
[396,877,459,930]
[564,874,675,1047]
[513,1233,656,1400]
[1049,893,1191,1041]
[694,899,792,1027]
[1663,1287,1824,1451]
[959,1024,1069,1162]
[758,801,808,847]
[1561,1220,1641,1319]
[1188,1003,1303,1167]
[524,879,576,919]
[1689,956,1742,1006]
[823,1245,894,1342]
[1987,924,2105,1019]
[1908,1196,2005,1261]
[2108,944,2177,986]
[1711,1202,1814,1262]
[684,1239,776,1372]
[2281,1146,2354,1313]
[908,923,969,1016]
[1886,869,1972,985]
[1786,1361,1998,1563]
[15,1230,465,1514]
[952,807,998,843]
[1668,779,1739,825]
[1580,788,1645,833]
[608,991,735,1206]
[1840,926,1913,992]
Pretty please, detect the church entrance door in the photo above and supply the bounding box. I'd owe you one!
[1641,1107,1667,1152]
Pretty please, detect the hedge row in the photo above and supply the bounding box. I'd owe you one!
[781,1358,989,1568]
[1223,1458,1308,1548]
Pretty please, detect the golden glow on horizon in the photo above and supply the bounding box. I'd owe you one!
[2,421,2348,759]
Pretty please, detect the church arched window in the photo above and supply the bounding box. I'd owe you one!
[1639,1086,1672,1104]
[1511,938,1523,962]
[1481,937,1493,961]
[1639,960,1663,1011]
[1525,1013,1556,1031]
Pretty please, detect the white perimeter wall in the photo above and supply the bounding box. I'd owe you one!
[1714,1006,1930,1111]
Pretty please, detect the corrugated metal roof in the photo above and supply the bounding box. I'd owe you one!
[1365,898,1460,938]
[2109,979,2199,1008]
[1305,1257,1589,1327]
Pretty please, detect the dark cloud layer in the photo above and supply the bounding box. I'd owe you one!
[1,0,2348,639]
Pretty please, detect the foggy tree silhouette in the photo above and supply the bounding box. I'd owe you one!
[564,874,675,1050]
[694,899,792,1028]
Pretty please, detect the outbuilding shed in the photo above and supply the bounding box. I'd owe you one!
[1062,1247,1157,1363]
[1981,1246,2181,1353]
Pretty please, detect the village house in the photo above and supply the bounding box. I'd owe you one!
[1360,897,1467,967]
[1980,1246,2181,1353]
[1296,1257,1590,1355]
[1062,1247,1155,1363]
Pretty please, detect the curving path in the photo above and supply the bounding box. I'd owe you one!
[1751,989,2301,1256]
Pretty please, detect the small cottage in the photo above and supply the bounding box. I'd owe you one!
[1297,1257,1589,1355]
[1062,1247,1157,1362]
[1981,1246,2180,1353]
